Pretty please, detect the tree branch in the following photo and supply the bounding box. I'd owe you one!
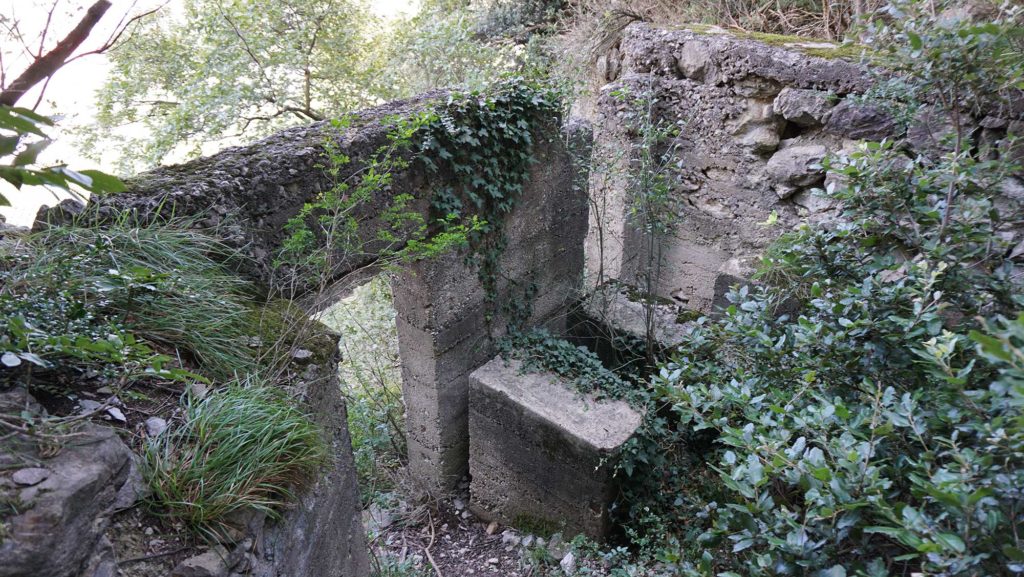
[0,0,113,107]
[65,1,170,64]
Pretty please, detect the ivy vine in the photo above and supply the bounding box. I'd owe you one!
[417,78,560,325]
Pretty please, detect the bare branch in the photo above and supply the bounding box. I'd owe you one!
[0,0,113,107]
[38,0,61,58]
[67,1,170,63]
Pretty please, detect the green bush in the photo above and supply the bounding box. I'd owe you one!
[607,3,1024,575]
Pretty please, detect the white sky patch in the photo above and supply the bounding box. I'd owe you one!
[1,0,419,225]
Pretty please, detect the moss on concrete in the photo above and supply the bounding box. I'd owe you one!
[671,23,875,61]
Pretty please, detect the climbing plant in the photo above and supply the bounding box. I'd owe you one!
[276,77,561,322]
[418,78,560,327]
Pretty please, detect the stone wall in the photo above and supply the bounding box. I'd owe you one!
[586,23,1022,312]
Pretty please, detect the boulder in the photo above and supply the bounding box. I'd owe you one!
[676,40,713,81]
[0,417,134,577]
[766,144,828,196]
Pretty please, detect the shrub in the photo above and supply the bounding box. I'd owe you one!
[142,379,327,538]
[608,3,1024,575]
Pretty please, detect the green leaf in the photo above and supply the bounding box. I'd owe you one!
[0,135,19,156]
[933,533,965,554]
[907,31,923,50]
[13,139,50,166]
[969,330,1012,362]
[79,169,126,193]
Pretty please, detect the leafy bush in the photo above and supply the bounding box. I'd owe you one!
[605,4,1024,575]
[143,378,327,538]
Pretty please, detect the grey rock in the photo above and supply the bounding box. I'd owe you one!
[248,329,370,577]
[105,407,126,423]
[171,549,232,577]
[145,416,168,437]
[734,76,783,99]
[79,399,102,413]
[773,87,836,127]
[766,144,828,194]
[676,40,713,81]
[0,423,133,577]
[560,551,577,575]
[112,455,149,510]
[32,198,85,232]
[11,468,49,486]
[825,101,898,141]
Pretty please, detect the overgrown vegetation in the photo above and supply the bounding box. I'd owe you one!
[1,218,332,539]
[143,378,327,540]
[576,3,1024,575]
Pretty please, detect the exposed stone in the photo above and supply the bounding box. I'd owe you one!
[766,144,828,196]
[676,40,713,81]
[31,198,85,232]
[560,551,577,575]
[773,87,836,127]
[735,76,783,99]
[171,548,233,577]
[145,416,168,437]
[249,323,370,577]
[0,422,133,577]
[825,100,898,141]
[469,357,642,540]
[11,468,48,486]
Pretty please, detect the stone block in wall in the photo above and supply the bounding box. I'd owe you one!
[766,143,827,198]
[824,100,899,141]
[773,87,837,127]
[468,358,642,540]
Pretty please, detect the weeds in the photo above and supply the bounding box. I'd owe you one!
[26,221,262,380]
[142,378,327,539]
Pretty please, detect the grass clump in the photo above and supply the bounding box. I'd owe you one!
[26,221,261,380]
[143,379,327,538]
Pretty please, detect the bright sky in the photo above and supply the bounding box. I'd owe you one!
[0,0,420,225]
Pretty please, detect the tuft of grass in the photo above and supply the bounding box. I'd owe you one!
[26,220,263,380]
[142,379,327,539]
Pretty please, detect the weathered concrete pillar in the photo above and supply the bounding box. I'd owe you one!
[392,123,592,489]
[468,357,642,539]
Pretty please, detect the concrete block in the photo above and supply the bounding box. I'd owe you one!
[469,357,642,540]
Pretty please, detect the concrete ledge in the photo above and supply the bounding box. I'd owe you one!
[468,357,641,539]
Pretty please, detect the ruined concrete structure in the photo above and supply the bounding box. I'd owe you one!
[469,358,641,539]
[15,20,1023,577]
[584,23,1019,311]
